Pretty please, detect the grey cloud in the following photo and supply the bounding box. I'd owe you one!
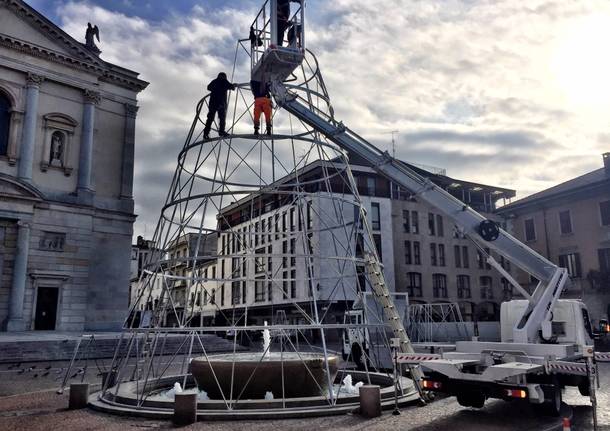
[401,129,555,149]
[55,0,610,237]
[598,134,610,145]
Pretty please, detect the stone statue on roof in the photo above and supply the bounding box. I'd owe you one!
[85,22,101,55]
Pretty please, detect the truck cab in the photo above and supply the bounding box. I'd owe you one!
[501,299,595,350]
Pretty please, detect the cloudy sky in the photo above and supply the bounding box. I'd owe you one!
[28,0,610,238]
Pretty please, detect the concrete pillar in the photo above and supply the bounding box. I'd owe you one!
[69,383,90,409]
[173,392,197,426]
[77,90,100,194]
[120,104,138,199]
[17,73,43,181]
[359,384,382,418]
[6,221,31,331]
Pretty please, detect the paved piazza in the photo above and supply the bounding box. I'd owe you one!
[0,360,607,431]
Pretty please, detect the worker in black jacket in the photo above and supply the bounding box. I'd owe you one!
[204,72,236,140]
[277,0,302,46]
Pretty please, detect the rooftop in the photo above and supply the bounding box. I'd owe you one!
[3,0,149,91]
[497,158,610,214]
[218,154,515,221]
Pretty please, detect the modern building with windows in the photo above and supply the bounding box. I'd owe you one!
[155,155,516,327]
[129,235,160,323]
[0,0,147,331]
[129,233,218,328]
[497,153,610,322]
[208,158,391,329]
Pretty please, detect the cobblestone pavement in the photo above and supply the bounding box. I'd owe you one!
[0,361,607,430]
[0,358,178,396]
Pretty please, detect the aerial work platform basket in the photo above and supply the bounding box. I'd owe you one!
[250,0,305,82]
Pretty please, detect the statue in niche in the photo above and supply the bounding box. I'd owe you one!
[50,131,64,167]
[85,23,101,55]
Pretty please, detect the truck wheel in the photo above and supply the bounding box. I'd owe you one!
[457,393,470,407]
[578,381,590,397]
[457,391,485,409]
[537,384,562,416]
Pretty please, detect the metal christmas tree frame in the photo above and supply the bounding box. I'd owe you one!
[91,1,418,419]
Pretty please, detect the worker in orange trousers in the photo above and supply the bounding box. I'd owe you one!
[250,80,272,136]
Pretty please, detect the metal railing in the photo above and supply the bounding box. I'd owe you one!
[250,0,306,72]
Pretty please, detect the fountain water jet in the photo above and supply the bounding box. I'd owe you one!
[262,321,271,359]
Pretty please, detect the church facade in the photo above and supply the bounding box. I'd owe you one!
[0,0,147,331]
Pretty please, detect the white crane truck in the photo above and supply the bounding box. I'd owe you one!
[272,82,598,415]
[252,0,600,417]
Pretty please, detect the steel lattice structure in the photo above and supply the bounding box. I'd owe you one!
[93,25,418,416]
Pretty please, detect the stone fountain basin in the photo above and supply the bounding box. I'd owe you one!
[190,352,338,399]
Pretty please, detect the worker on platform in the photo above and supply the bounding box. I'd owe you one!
[249,26,263,47]
[250,80,272,136]
[277,0,302,46]
[203,72,236,140]
[287,22,302,48]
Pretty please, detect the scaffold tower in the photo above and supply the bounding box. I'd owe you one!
[93,0,420,419]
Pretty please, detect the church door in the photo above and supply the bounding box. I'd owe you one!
[34,287,59,330]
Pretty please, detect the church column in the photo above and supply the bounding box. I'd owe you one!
[17,73,44,182]
[6,221,31,331]
[120,104,138,199]
[77,90,100,193]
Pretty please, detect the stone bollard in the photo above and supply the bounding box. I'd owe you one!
[174,392,198,426]
[359,384,382,418]
[69,383,90,409]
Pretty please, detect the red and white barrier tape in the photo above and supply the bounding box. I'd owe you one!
[548,361,588,375]
[595,352,610,362]
[396,354,441,363]
[395,352,610,365]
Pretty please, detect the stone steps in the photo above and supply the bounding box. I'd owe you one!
[0,333,244,363]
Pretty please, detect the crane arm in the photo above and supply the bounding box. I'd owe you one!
[270,79,567,344]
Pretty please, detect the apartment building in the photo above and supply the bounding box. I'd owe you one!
[210,157,514,325]
[388,161,515,321]
[210,159,388,328]
[497,153,610,322]
[133,156,516,327]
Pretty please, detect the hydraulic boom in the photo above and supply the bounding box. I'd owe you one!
[270,79,567,345]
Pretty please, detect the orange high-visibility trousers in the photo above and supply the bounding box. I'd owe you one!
[254,97,272,127]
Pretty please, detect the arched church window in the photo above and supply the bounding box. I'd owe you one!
[49,131,65,166]
[0,92,10,156]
